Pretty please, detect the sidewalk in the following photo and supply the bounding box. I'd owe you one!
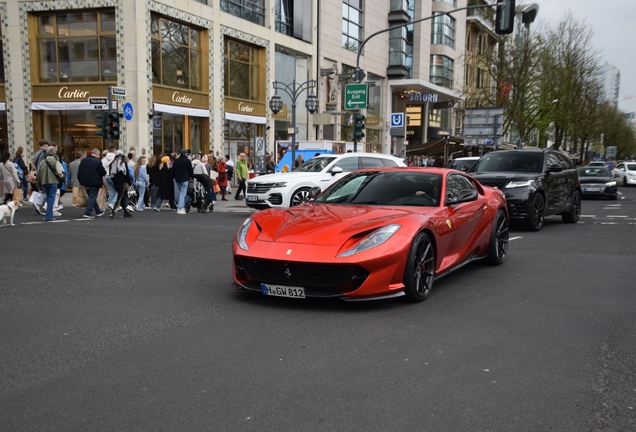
[212,197,256,213]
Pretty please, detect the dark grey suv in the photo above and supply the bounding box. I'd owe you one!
[469,149,581,231]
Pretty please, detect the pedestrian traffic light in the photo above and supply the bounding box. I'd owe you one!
[352,113,366,141]
[495,0,516,35]
[108,112,120,140]
[95,112,108,138]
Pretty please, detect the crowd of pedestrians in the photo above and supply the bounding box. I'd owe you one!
[0,140,240,221]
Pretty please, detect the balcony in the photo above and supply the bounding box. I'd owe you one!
[466,6,495,32]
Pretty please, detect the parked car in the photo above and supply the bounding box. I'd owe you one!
[447,156,480,172]
[245,152,406,210]
[612,161,636,186]
[468,149,581,231]
[578,167,617,199]
[234,167,508,303]
[587,161,607,168]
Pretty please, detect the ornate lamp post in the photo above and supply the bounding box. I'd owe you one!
[269,79,318,170]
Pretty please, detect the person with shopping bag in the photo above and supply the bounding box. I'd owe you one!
[0,151,22,204]
[35,147,64,221]
[77,148,106,219]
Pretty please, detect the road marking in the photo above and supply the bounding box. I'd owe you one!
[580,215,595,218]
[606,215,628,218]
[600,222,618,225]
[603,207,621,210]
[509,236,523,241]
[606,203,622,206]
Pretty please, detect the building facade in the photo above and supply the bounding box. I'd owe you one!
[1,0,471,165]
[601,62,620,107]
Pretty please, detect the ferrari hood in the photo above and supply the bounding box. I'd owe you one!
[252,204,419,245]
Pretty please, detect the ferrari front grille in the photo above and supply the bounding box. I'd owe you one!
[236,258,369,292]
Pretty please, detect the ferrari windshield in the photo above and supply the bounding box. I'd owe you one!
[315,171,443,207]
[294,156,337,173]
[472,152,544,173]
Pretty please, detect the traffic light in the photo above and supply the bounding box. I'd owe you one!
[108,112,120,140]
[495,0,516,35]
[352,113,366,141]
[95,112,108,138]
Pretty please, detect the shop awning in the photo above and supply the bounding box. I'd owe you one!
[154,103,210,117]
[31,102,117,111]
[225,112,266,124]
[406,137,464,156]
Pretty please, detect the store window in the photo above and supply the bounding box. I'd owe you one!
[152,114,205,157]
[434,0,456,6]
[342,0,363,53]
[431,13,455,48]
[35,10,116,83]
[429,108,451,128]
[275,0,292,36]
[224,39,263,102]
[151,15,203,91]
[430,55,454,89]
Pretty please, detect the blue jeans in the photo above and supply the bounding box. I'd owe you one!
[176,181,188,211]
[105,177,117,207]
[136,182,146,209]
[42,183,58,220]
[22,180,28,200]
[84,187,102,216]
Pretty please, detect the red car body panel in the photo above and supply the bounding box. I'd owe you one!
[233,168,507,300]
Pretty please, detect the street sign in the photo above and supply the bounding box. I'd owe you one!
[465,138,503,146]
[110,86,126,96]
[437,130,450,136]
[123,102,133,121]
[465,116,503,126]
[351,68,366,82]
[344,83,368,110]
[464,127,495,136]
[88,97,107,105]
[390,113,405,128]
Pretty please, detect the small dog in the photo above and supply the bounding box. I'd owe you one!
[0,199,20,227]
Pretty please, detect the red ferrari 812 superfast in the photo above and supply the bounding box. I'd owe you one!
[233,168,509,303]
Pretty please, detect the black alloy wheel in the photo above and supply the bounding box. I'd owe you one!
[526,193,545,231]
[562,190,581,223]
[290,188,311,207]
[403,232,435,302]
[486,209,509,265]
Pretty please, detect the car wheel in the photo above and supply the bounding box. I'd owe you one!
[290,187,311,207]
[403,232,435,303]
[562,190,581,223]
[486,209,509,265]
[526,193,545,231]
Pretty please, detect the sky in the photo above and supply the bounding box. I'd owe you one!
[528,0,636,113]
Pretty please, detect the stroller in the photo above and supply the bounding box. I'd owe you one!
[184,177,212,213]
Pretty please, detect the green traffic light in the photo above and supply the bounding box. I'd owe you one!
[95,112,108,138]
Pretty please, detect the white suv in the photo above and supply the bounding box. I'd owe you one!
[613,161,636,186]
[246,152,406,209]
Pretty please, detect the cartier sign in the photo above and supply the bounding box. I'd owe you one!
[237,102,255,113]
[172,91,193,105]
[58,87,90,99]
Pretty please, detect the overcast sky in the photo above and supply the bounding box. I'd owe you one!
[528,0,636,113]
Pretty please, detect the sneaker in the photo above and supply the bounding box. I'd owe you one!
[115,206,122,212]
[176,209,187,215]
[108,203,114,210]
[137,208,144,211]
[56,205,64,210]
[165,203,170,208]
[53,211,62,217]
[96,211,105,218]
[83,214,95,219]
[154,207,160,212]
[126,205,135,212]
[34,204,43,215]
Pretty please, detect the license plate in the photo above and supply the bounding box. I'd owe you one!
[584,187,600,192]
[261,284,305,298]
[247,195,258,202]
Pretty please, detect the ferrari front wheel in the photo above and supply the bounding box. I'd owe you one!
[485,209,509,266]
[403,232,435,303]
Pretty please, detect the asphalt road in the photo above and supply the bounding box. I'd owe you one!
[1,187,635,431]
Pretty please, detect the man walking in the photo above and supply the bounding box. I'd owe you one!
[173,148,193,214]
[77,148,106,219]
[234,153,248,200]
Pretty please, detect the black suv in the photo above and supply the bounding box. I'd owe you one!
[469,149,581,231]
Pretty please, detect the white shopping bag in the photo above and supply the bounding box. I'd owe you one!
[28,191,46,206]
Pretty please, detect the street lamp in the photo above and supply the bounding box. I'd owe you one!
[269,79,318,170]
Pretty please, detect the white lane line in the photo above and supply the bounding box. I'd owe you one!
[581,215,596,218]
[509,236,523,241]
[600,222,618,225]
[73,218,93,221]
[618,191,623,195]
[606,215,628,218]
[21,222,43,225]
[603,207,621,210]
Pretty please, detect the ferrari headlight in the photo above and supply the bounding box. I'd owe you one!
[605,180,616,187]
[505,180,533,189]
[272,182,288,188]
[338,224,401,257]
[236,217,253,250]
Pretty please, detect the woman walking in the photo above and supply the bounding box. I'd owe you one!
[217,157,229,201]
[134,156,149,210]
[154,156,176,211]
[13,147,28,201]
[35,147,64,221]
[0,151,21,204]
[108,151,133,218]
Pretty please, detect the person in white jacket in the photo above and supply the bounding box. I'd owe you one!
[102,146,117,209]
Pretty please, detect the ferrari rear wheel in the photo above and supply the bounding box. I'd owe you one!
[485,209,509,266]
[403,232,435,303]
[290,187,311,207]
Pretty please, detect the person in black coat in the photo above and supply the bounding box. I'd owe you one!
[77,148,107,218]
[107,151,133,218]
[154,156,176,210]
[172,149,194,213]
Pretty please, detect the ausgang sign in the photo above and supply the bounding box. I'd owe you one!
[344,83,368,110]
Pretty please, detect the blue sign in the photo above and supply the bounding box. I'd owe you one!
[390,112,405,128]
[123,102,134,121]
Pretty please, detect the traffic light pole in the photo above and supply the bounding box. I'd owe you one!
[353,108,359,152]
[107,86,113,148]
